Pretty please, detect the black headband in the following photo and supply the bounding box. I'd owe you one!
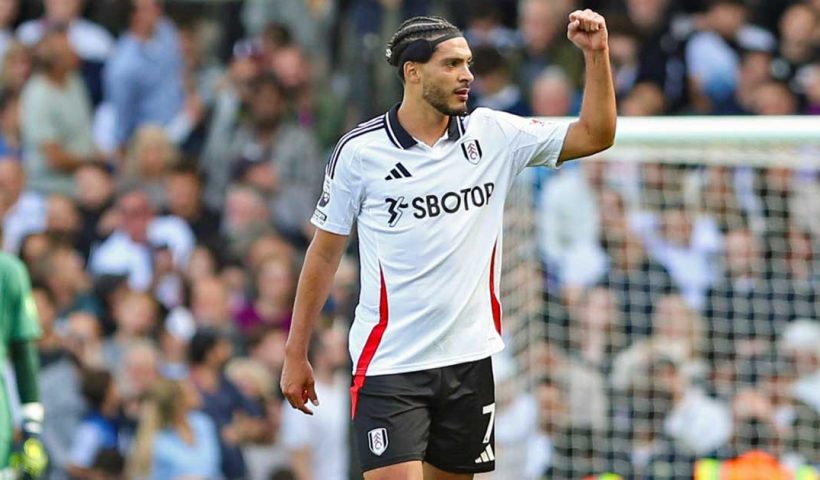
[386,32,463,68]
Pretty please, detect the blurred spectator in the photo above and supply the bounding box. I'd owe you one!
[17,0,114,106]
[128,378,221,480]
[64,310,105,367]
[623,0,690,114]
[191,276,240,338]
[246,325,288,380]
[202,73,322,242]
[269,43,346,151]
[733,49,775,114]
[515,0,582,92]
[0,88,21,157]
[20,27,99,196]
[67,368,125,479]
[178,19,223,110]
[34,285,85,480]
[280,329,349,480]
[634,203,722,310]
[120,125,179,206]
[0,0,16,62]
[74,163,117,258]
[88,188,194,292]
[471,46,531,115]
[36,243,102,320]
[607,16,641,100]
[0,158,46,254]
[101,290,159,369]
[221,183,273,260]
[104,0,195,149]
[780,320,820,415]
[463,0,521,53]
[235,254,294,335]
[45,193,82,246]
[188,328,269,480]
[799,61,820,114]
[685,0,775,113]
[163,164,223,254]
[771,3,818,90]
[748,79,800,115]
[529,66,575,117]
[0,41,32,95]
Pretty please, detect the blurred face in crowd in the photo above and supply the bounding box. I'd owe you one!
[75,165,114,210]
[652,294,701,347]
[164,171,200,219]
[114,292,158,337]
[661,208,692,247]
[117,190,153,243]
[752,81,798,115]
[779,4,817,63]
[185,245,217,282]
[46,246,87,293]
[724,229,759,278]
[246,233,292,271]
[191,276,230,327]
[32,288,56,336]
[536,381,568,433]
[2,43,32,92]
[46,194,80,235]
[224,187,268,233]
[708,1,746,39]
[626,0,669,31]
[45,0,82,24]
[799,63,820,106]
[122,343,161,397]
[530,71,572,116]
[256,255,295,306]
[36,31,80,75]
[250,81,285,130]
[0,159,24,208]
[0,92,18,135]
[0,0,17,28]
[129,126,176,178]
[519,0,560,53]
[577,288,617,333]
[131,0,163,36]
[270,46,311,93]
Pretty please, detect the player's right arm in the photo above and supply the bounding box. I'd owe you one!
[281,229,347,415]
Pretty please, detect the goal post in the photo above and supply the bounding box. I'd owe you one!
[489,116,820,479]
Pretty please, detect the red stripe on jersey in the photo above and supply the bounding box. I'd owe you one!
[350,264,389,419]
[489,241,502,334]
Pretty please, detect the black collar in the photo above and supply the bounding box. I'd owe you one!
[385,103,464,149]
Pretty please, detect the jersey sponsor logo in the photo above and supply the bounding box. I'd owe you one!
[412,182,494,219]
[385,196,408,227]
[385,183,495,226]
[461,139,483,164]
[368,428,389,456]
[384,163,413,181]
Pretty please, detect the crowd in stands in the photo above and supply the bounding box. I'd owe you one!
[0,0,817,478]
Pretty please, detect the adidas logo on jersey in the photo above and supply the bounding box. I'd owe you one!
[385,163,412,180]
[474,444,495,464]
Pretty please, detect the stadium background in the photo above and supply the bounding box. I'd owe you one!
[0,0,818,478]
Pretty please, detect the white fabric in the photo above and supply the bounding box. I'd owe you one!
[313,108,568,375]
[1,191,46,254]
[89,216,194,291]
[17,18,113,61]
[664,387,733,455]
[280,376,349,480]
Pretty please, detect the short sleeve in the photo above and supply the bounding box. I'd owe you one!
[311,141,364,235]
[488,110,569,174]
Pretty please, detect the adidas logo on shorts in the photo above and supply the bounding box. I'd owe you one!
[474,444,495,464]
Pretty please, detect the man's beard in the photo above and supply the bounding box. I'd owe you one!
[422,80,467,116]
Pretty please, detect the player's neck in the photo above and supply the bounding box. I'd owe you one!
[397,95,449,147]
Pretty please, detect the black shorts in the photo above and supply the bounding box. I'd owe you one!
[351,357,496,474]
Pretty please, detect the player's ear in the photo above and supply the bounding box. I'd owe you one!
[404,61,422,84]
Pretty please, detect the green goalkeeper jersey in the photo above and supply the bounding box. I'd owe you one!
[0,253,41,354]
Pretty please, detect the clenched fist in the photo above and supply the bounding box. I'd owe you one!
[567,9,608,52]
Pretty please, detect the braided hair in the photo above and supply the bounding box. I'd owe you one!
[385,16,462,79]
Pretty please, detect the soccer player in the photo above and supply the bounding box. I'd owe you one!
[0,228,47,479]
[281,9,615,479]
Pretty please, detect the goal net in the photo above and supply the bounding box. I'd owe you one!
[486,117,820,480]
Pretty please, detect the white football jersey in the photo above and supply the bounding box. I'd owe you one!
[312,105,568,377]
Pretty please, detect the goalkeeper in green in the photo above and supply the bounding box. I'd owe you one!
[0,238,47,479]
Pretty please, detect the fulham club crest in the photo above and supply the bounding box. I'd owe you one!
[461,139,483,164]
[368,428,389,456]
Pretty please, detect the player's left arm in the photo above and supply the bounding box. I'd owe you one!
[558,9,617,163]
[5,258,47,478]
